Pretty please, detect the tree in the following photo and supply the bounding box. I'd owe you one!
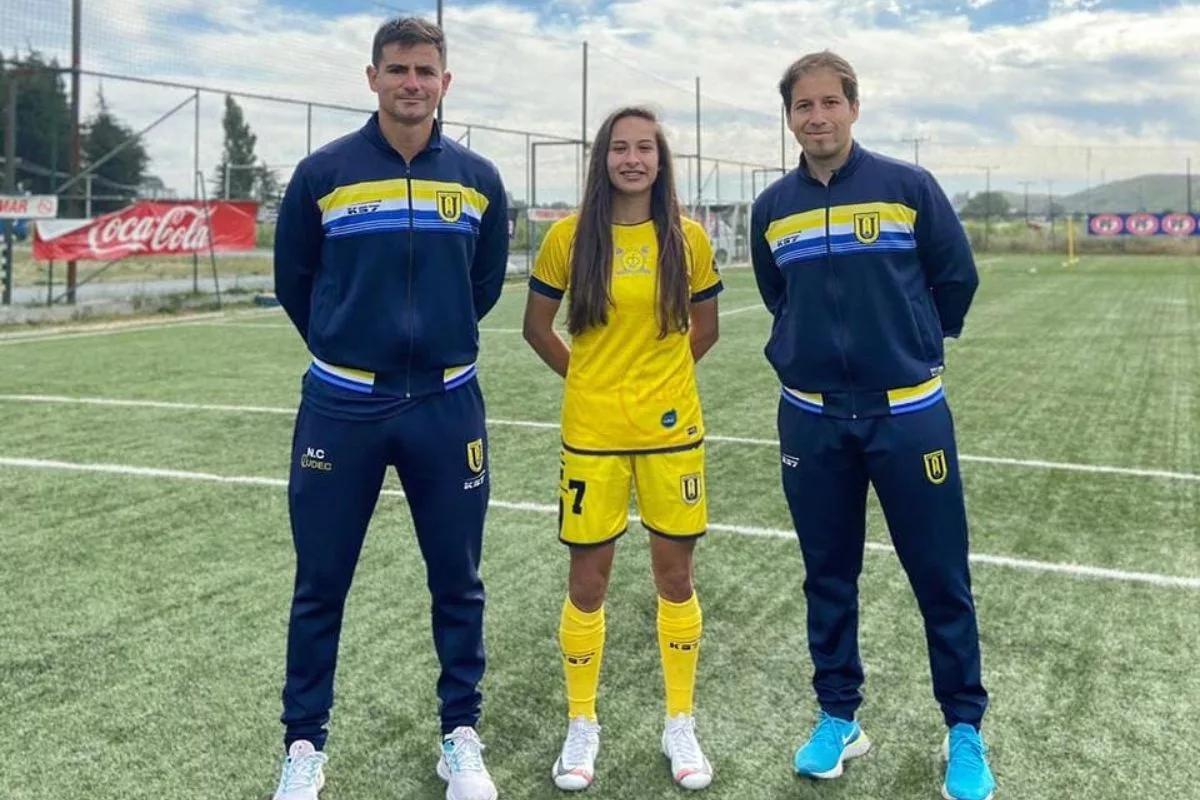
[961,191,1010,220]
[0,50,73,196]
[81,88,150,213]
[254,161,280,205]
[214,94,278,204]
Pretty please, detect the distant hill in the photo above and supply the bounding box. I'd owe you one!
[955,174,1199,216]
[1059,174,1198,214]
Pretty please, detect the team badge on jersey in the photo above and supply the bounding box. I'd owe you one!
[615,244,651,275]
[923,449,948,485]
[467,438,485,473]
[437,190,462,223]
[853,211,880,244]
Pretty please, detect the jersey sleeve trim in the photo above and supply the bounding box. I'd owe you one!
[690,280,724,303]
[529,276,565,300]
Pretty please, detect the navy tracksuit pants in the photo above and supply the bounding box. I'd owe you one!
[778,394,987,728]
[281,374,490,748]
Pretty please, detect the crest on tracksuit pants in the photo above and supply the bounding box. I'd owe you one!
[467,438,485,473]
[923,449,948,484]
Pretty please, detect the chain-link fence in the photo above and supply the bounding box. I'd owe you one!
[1,2,791,208]
[2,1,1198,304]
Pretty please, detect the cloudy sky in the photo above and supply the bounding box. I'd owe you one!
[4,0,1198,203]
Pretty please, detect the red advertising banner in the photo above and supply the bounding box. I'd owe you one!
[32,200,258,261]
[527,207,575,222]
[1087,212,1200,237]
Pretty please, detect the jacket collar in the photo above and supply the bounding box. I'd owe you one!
[362,111,445,158]
[797,139,866,185]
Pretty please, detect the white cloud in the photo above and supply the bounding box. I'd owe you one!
[4,0,1198,204]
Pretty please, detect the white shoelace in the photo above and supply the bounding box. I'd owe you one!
[445,729,487,774]
[666,718,704,767]
[562,720,600,766]
[280,751,326,792]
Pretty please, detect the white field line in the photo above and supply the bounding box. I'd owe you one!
[199,322,293,330]
[717,304,766,317]
[213,302,766,333]
[1,281,764,343]
[0,314,229,345]
[0,454,1196,591]
[210,324,548,334]
[0,308,283,346]
[1,393,1197,484]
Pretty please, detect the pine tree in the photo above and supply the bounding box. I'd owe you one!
[214,94,279,204]
[81,88,150,213]
[0,50,73,195]
[214,95,258,199]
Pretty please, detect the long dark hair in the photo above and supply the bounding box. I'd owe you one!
[566,106,690,339]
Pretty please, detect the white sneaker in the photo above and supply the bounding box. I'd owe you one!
[273,740,328,800]
[436,726,498,800]
[552,716,601,790]
[661,714,713,790]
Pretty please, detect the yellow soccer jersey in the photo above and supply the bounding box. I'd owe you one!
[530,214,723,452]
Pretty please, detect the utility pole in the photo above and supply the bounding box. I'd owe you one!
[1047,179,1057,248]
[67,0,82,304]
[3,75,17,305]
[695,76,702,210]
[580,41,588,192]
[1018,180,1035,223]
[977,165,999,252]
[436,0,444,125]
[780,104,788,171]
[581,41,588,161]
[1186,157,1193,213]
[902,136,929,165]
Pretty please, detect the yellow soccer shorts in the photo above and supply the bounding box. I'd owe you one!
[557,443,708,546]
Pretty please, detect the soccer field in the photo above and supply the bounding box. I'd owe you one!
[2,252,1198,800]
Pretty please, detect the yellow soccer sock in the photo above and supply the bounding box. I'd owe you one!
[559,597,606,721]
[657,592,703,718]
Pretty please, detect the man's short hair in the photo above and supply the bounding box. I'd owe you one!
[778,51,859,109]
[372,16,446,67]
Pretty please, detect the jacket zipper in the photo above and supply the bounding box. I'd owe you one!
[404,162,415,398]
[823,177,858,418]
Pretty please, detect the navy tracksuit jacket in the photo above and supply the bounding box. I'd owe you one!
[273,112,509,745]
[751,141,988,727]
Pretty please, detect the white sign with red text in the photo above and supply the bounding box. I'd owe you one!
[0,194,59,220]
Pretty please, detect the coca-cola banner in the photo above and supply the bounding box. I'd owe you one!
[32,200,258,261]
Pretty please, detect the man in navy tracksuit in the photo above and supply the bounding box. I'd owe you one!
[269,18,507,800]
[751,52,996,800]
